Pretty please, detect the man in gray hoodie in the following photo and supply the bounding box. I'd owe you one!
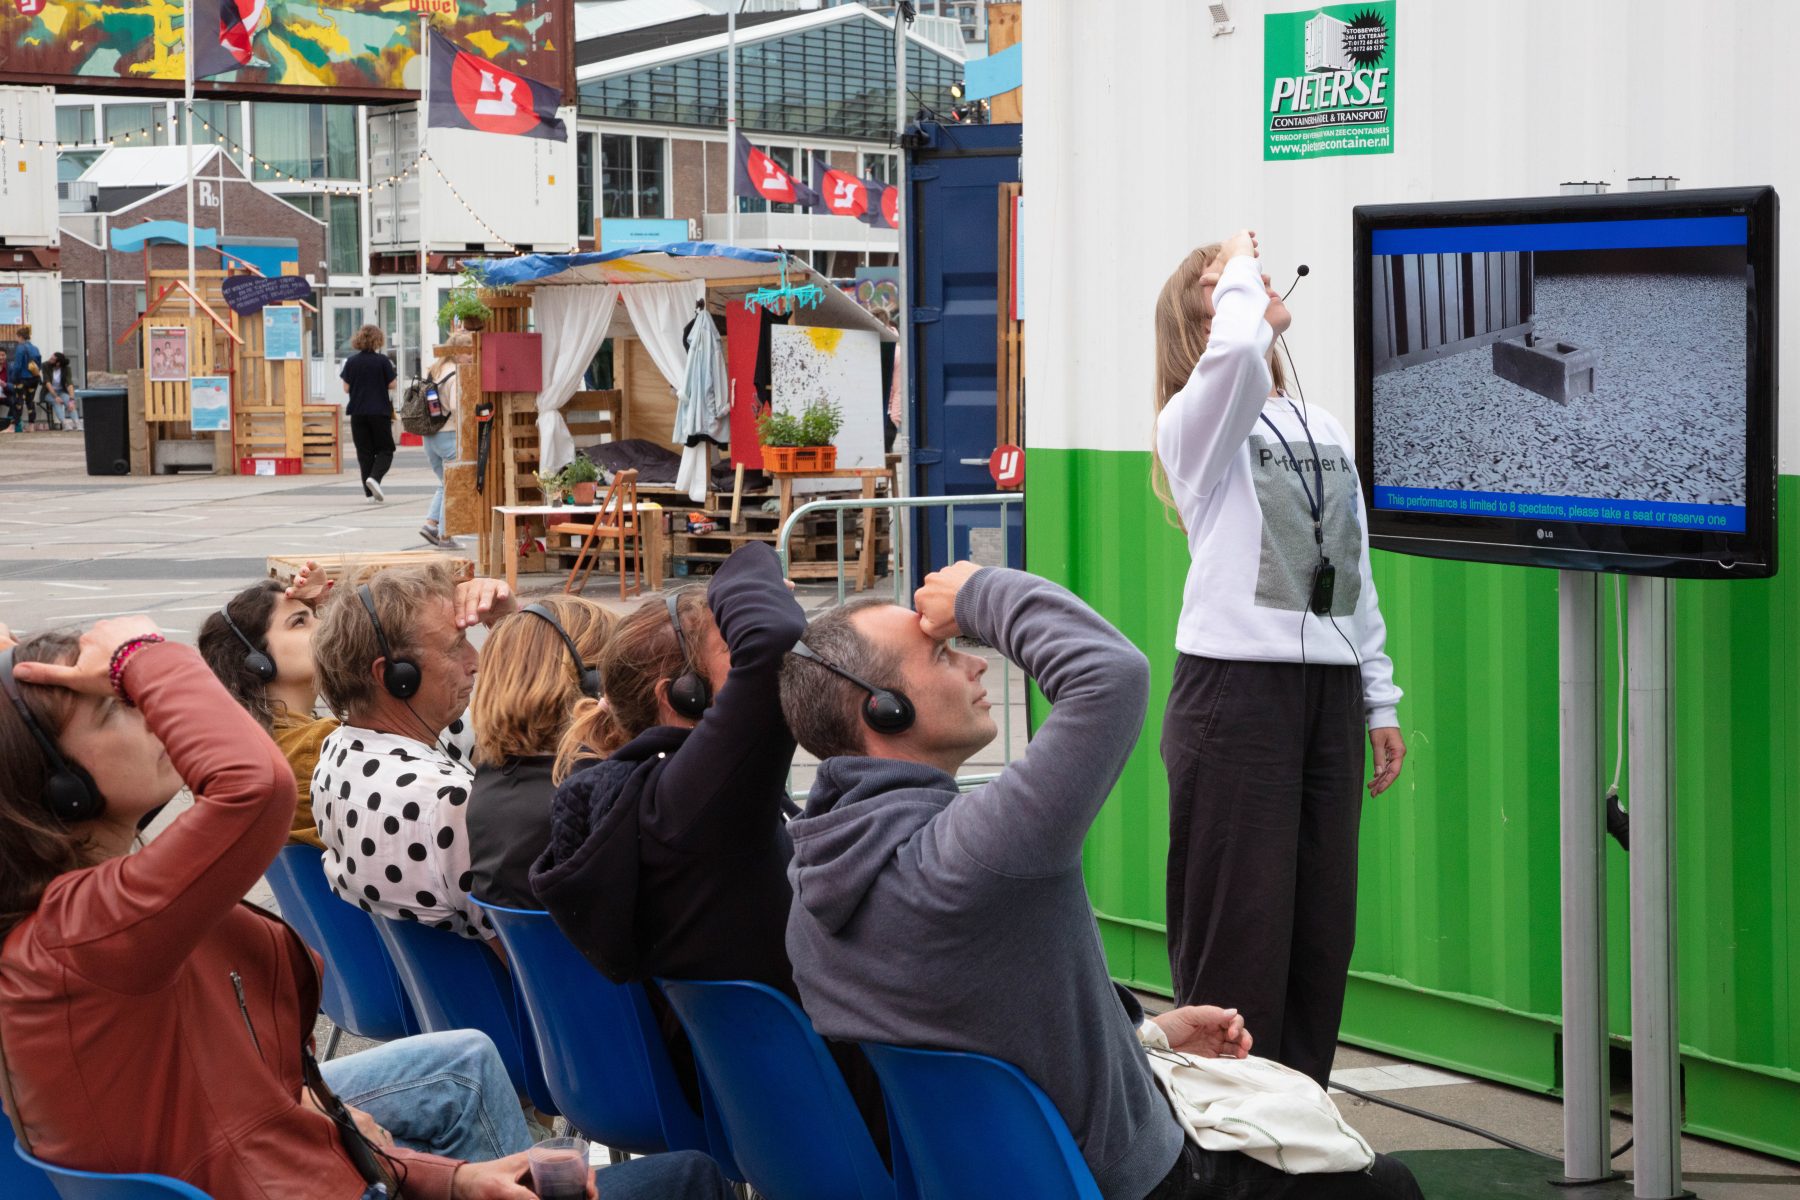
[779,563,1421,1200]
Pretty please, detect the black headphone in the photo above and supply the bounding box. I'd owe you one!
[0,646,106,823]
[791,642,915,735]
[522,603,602,699]
[358,583,421,700]
[221,604,276,683]
[664,593,712,721]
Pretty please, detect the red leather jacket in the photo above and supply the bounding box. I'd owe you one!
[0,643,462,1199]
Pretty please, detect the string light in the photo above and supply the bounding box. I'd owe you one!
[421,150,516,253]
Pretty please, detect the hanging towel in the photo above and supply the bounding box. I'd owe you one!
[1137,1021,1376,1175]
[675,309,730,502]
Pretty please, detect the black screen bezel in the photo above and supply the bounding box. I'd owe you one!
[1353,186,1779,579]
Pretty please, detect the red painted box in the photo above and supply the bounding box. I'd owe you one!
[479,332,543,394]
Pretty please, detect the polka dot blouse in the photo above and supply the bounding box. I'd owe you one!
[311,717,491,940]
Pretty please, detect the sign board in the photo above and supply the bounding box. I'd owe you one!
[263,306,304,361]
[598,218,692,254]
[0,285,22,325]
[989,443,1024,489]
[0,0,575,102]
[189,375,231,432]
[148,327,187,381]
[1264,1,1395,162]
[222,273,311,315]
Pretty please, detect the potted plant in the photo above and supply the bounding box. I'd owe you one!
[534,467,566,506]
[756,398,843,472]
[563,453,601,505]
[439,263,492,334]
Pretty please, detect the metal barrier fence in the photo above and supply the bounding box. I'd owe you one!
[778,493,1025,797]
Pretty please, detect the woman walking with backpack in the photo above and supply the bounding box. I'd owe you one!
[406,331,469,547]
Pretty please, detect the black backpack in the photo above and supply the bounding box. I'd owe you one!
[398,374,449,436]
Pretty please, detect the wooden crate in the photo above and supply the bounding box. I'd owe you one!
[267,551,475,586]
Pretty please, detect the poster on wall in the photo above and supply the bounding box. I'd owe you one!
[148,327,188,381]
[263,305,304,361]
[1264,2,1395,162]
[0,1,574,101]
[189,375,232,432]
[769,325,885,496]
[0,285,23,326]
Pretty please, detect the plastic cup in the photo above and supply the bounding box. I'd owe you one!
[526,1136,591,1200]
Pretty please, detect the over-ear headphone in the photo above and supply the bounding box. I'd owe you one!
[522,603,602,699]
[790,642,915,735]
[221,605,276,683]
[358,583,421,700]
[0,646,105,823]
[665,593,712,721]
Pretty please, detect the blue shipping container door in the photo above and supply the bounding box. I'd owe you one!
[905,121,1022,584]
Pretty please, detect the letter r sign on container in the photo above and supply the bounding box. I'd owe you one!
[989,444,1024,489]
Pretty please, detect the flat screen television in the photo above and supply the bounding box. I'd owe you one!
[1353,186,1778,578]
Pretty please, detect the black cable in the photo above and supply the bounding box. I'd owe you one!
[1329,1079,1556,1160]
[1611,1137,1634,1159]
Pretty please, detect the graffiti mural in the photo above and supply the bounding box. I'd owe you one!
[0,0,572,101]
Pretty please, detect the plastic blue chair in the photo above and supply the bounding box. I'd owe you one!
[4,1139,61,1200]
[660,978,892,1200]
[371,913,557,1116]
[474,900,709,1159]
[860,1043,1102,1200]
[262,844,418,1056]
[13,1141,210,1199]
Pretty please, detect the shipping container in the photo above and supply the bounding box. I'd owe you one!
[0,85,57,248]
[1023,0,1799,1161]
[0,270,65,357]
[368,105,579,255]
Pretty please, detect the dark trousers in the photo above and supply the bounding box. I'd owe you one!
[350,414,395,493]
[1146,1141,1422,1200]
[1162,655,1364,1089]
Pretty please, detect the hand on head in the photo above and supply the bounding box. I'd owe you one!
[1219,228,1258,264]
[914,561,982,641]
[454,577,517,630]
[12,617,162,694]
[285,560,336,608]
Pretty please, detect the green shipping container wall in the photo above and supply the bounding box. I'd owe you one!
[1029,453,1799,1162]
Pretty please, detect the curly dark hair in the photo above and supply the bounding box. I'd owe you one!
[197,581,287,730]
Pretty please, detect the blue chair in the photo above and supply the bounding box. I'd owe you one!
[13,1141,210,1199]
[474,900,709,1159]
[660,978,892,1200]
[4,1139,61,1200]
[262,844,418,1057]
[371,913,557,1116]
[860,1043,1102,1200]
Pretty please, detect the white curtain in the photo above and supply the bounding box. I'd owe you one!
[620,280,706,395]
[533,283,619,474]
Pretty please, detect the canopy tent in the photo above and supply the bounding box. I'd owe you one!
[466,242,894,474]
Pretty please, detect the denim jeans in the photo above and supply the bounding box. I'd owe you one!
[423,427,458,525]
[318,1030,735,1198]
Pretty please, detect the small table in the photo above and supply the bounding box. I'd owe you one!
[493,503,665,593]
[764,466,892,591]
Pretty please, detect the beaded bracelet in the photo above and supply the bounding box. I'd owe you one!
[107,634,166,706]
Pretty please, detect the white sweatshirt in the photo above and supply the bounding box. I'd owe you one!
[1155,254,1401,729]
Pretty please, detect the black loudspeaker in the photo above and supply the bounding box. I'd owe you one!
[0,647,105,824]
[665,594,712,720]
[221,607,277,683]
[790,642,916,735]
[358,584,421,700]
[521,603,603,699]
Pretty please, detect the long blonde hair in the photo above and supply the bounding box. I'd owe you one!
[1151,242,1290,522]
[473,595,616,767]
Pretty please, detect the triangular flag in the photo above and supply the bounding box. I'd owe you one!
[428,29,567,142]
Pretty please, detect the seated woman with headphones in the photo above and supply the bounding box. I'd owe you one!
[465,595,615,909]
[0,617,736,1197]
[198,561,338,848]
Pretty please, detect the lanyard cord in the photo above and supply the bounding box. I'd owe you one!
[1258,401,1327,546]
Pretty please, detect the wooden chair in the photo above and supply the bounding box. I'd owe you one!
[551,469,643,598]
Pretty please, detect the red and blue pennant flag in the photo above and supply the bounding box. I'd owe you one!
[811,153,870,219]
[735,133,818,208]
[427,29,567,142]
[855,179,900,229]
[192,0,267,81]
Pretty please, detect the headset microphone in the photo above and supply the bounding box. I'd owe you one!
[1281,263,1311,302]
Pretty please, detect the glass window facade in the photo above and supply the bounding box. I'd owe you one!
[104,103,168,147]
[56,106,96,146]
[577,131,596,235]
[177,100,245,168]
[600,133,667,219]
[253,103,358,181]
[279,193,363,277]
[578,17,962,141]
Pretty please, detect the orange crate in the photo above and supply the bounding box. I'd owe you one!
[762,445,838,473]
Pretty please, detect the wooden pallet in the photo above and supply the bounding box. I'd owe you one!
[266,551,474,586]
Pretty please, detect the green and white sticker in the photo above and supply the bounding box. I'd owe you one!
[1264,3,1395,161]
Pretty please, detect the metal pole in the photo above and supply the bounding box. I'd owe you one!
[726,1,739,247]
[1558,570,1612,1185]
[184,0,197,295]
[418,16,432,380]
[892,3,914,591]
[1626,575,1683,1200]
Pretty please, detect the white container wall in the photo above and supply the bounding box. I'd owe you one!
[1025,0,1800,475]
[0,271,63,346]
[0,86,58,247]
[368,105,578,254]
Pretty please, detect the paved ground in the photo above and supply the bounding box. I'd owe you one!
[3,430,1795,1197]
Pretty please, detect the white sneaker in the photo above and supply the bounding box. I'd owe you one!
[367,478,386,502]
